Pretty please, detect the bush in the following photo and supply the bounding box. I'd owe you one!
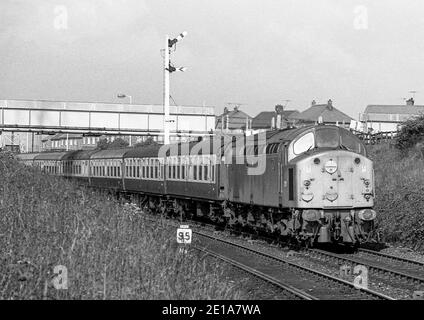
[367,144,424,250]
[395,114,424,150]
[97,137,129,150]
[0,152,243,299]
[133,137,158,148]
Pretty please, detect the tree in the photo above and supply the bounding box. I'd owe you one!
[97,138,110,150]
[133,136,158,148]
[97,137,129,150]
[395,114,424,150]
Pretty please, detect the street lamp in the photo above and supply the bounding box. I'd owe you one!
[117,94,133,104]
[163,31,188,145]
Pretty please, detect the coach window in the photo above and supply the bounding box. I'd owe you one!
[133,159,137,178]
[168,159,172,179]
[142,160,145,178]
[199,158,203,181]
[154,160,158,179]
[172,159,176,179]
[149,159,153,179]
[136,159,140,178]
[117,165,121,177]
[211,162,215,182]
[193,157,198,181]
[177,159,181,180]
[181,158,186,180]
[204,160,209,181]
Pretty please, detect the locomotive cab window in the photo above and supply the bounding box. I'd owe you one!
[340,130,366,156]
[316,128,339,148]
[293,132,315,155]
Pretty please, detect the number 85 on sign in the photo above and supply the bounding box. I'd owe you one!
[177,225,192,244]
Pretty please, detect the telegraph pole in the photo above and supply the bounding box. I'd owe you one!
[163,31,187,145]
[164,35,171,145]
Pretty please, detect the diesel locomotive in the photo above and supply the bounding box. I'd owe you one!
[17,124,377,246]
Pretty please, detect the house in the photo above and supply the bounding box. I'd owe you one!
[290,100,353,128]
[215,106,252,133]
[251,107,299,133]
[360,98,424,132]
[47,134,83,151]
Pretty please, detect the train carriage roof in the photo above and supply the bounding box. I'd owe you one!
[90,148,132,160]
[62,149,100,161]
[15,153,40,161]
[124,139,219,159]
[124,145,163,159]
[34,152,70,161]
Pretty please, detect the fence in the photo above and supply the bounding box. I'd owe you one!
[351,130,398,145]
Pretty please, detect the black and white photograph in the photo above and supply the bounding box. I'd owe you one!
[0,0,423,310]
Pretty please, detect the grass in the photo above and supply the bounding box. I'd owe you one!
[367,143,424,250]
[0,152,243,300]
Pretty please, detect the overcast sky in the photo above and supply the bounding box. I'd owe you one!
[1,0,423,118]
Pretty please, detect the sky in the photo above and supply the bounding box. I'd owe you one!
[1,0,424,119]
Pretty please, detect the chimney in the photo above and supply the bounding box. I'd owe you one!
[276,114,282,129]
[406,97,415,106]
[233,105,239,111]
[275,104,284,114]
[223,106,229,114]
[327,99,333,110]
[311,100,316,106]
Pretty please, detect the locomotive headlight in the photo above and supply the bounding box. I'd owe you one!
[325,192,338,202]
[301,192,314,202]
[358,209,376,221]
[303,180,311,187]
[364,179,370,186]
[302,209,320,222]
[324,159,337,174]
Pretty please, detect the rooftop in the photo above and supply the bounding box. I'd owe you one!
[364,105,424,115]
[251,110,299,129]
[290,100,353,123]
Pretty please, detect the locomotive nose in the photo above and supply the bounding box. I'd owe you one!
[297,151,374,208]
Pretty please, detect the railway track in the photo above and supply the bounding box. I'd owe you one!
[307,248,424,289]
[143,215,393,299]
[176,216,424,291]
[358,248,424,269]
[194,246,317,300]
[194,230,394,300]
